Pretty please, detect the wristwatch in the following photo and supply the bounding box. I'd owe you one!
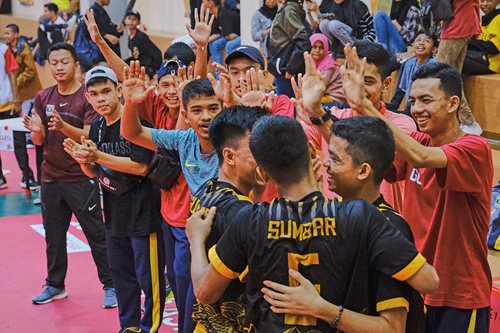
[310,107,332,125]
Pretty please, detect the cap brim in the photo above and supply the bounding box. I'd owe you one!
[225,51,264,68]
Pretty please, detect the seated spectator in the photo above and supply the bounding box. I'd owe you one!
[267,0,311,97]
[124,9,162,73]
[387,30,437,115]
[463,0,500,75]
[205,0,241,72]
[309,33,345,104]
[316,0,376,52]
[251,0,277,55]
[38,3,67,62]
[164,42,196,67]
[373,0,420,59]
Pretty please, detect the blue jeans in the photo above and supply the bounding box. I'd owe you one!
[373,11,407,57]
[162,222,196,333]
[209,37,227,66]
[226,36,241,57]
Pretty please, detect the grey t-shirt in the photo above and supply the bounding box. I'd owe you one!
[151,128,219,194]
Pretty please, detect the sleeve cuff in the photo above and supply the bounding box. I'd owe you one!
[208,245,240,280]
[376,297,409,312]
[392,253,426,281]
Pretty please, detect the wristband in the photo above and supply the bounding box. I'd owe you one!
[331,305,344,329]
[310,106,332,125]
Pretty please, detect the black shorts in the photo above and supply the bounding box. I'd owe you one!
[425,306,490,333]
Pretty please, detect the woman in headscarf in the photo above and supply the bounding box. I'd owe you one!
[251,0,278,55]
[309,33,346,104]
[373,0,420,58]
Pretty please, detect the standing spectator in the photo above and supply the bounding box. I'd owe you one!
[309,32,345,103]
[23,43,116,307]
[4,23,42,191]
[0,42,19,188]
[463,0,500,75]
[267,0,311,97]
[251,0,277,55]
[38,3,67,63]
[86,0,122,58]
[124,9,162,73]
[436,0,483,135]
[373,0,420,59]
[204,0,241,71]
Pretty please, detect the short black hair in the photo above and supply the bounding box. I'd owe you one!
[209,106,268,165]
[412,62,462,101]
[77,55,92,73]
[44,3,58,13]
[414,29,439,48]
[182,78,218,110]
[250,116,310,186]
[353,40,391,80]
[85,76,117,88]
[6,24,19,34]
[331,117,395,185]
[47,42,77,62]
[164,42,196,65]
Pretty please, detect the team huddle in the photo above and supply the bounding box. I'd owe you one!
[22,4,493,333]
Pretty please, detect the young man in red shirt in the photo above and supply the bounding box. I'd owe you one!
[335,45,493,332]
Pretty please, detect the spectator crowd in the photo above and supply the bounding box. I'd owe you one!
[1,0,499,332]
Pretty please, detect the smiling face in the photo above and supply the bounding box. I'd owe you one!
[182,95,222,143]
[356,63,391,108]
[3,27,18,45]
[409,78,459,136]
[85,80,120,118]
[228,57,263,97]
[158,74,180,110]
[413,33,436,59]
[481,0,499,15]
[48,49,77,83]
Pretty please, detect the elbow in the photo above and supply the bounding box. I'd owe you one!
[138,164,150,176]
[424,270,440,295]
[193,284,218,305]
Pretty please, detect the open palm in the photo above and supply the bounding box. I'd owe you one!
[186,5,214,46]
[301,53,326,112]
[83,9,103,44]
[122,61,154,104]
[22,111,43,133]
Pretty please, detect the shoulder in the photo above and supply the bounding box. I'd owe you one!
[442,134,491,155]
[384,110,417,133]
[410,131,431,144]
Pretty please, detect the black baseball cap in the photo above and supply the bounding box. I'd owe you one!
[125,9,141,21]
[225,45,265,68]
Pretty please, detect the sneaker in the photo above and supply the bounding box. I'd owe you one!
[20,179,39,190]
[32,285,68,304]
[460,122,483,135]
[0,178,7,189]
[33,197,41,205]
[117,327,142,333]
[103,287,118,308]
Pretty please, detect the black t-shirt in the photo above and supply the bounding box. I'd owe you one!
[190,178,252,332]
[89,117,162,237]
[371,196,425,333]
[128,30,163,73]
[210,192,426,332]
[217,7,240,37]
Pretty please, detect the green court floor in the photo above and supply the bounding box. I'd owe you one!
[0,193,41,217]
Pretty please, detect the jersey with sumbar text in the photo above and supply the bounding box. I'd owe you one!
[209,192,427,332]
[190,178,252,333]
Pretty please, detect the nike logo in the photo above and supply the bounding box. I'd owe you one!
[184,160,197,167]
[59,102,68,107]
[88,204,97,211]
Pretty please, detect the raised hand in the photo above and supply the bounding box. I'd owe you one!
[22,110,43,133]
[340,44,368,111]
[83,9,104,44]
[241,68,267,108]
[207,72,238,105]
[122,60,155,104]
[301,52,326,117]
[185,5,214,47]
[48,110,66,131]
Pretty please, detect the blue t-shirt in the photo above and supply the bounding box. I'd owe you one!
[151,128,219,194]
[399,56,435,109]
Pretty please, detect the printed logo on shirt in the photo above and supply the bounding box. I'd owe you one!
[59,102,68,107]
[409,168,422,185]
[132,46,140,59]
[185,160,197,168]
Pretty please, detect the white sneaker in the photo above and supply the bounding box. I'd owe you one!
[460,122,483,135]
[33,197,41,205]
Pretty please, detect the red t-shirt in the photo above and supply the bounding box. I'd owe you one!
[4,47,19,73]
[139,90,190,228]
[34,85,99,182]
[386,132,493,309]
[441,0,481,39]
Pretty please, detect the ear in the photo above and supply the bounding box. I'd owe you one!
[447,95,460,115]
[381,75,392,94]
[222,147,236,166]
[357,162,372,182]
[116,84,123,97]
[181,109,189,124]
[256,166,269,184]
[84,91,91,103]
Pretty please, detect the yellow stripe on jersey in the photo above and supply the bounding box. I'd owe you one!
[239,266,249,283]
[392,253,426,281]
[467,309,477,333]
[376,297,410,312]
[220,187,253,203]
[149,232,161,333]
[208,245,240,279]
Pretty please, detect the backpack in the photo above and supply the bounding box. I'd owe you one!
[73,15,103,64]
[487,182,500,250]
[419,0,454,36]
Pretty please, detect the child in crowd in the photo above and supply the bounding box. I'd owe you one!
[164,42,196,67]
[387,30,437,115]
[463,0,500,75]
[309,33,345,104]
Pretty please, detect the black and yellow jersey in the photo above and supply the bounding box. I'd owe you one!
[190,178,253,333]
[370,196,425,333]
[209,191,426,333]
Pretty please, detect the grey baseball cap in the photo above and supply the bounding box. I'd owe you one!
[85,66,119,85]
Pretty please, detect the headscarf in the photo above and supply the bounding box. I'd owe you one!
[310,33,337,72]
[259,2,278,21]
[390,0,419,26]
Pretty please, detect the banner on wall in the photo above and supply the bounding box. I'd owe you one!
[18,0,33,6]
